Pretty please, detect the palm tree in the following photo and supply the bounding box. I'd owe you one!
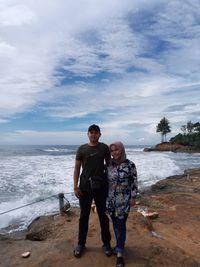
[156,117,171,143]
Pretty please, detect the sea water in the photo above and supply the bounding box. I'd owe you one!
[0,145,199,232]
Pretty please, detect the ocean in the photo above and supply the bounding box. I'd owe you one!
[0,144,199,233]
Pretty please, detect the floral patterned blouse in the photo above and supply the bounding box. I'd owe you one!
[106,159,138,217]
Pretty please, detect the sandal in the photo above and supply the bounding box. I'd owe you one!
[116,256,125,267]
[74,245,85,258]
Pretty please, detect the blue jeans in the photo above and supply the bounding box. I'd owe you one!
[111,214,128,253]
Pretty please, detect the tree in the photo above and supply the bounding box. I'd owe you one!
[186,121,194,134]
[156,117,171,143]
[193,122,200,133]
[181,121,196,134]
[170,121,200,148]
[181,125,187,135]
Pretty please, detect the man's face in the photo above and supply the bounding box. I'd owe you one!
[87,130,101,143]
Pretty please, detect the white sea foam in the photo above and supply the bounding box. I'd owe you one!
[0,154,75,230]
[41,148,74,153]
[128,151,180,186]
[0,146,199,232]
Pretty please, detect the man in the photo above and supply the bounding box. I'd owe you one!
[73,124,112,258]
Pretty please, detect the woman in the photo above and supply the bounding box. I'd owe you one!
[106,142,138,267]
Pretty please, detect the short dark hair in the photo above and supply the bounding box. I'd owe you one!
[88,124,101,132]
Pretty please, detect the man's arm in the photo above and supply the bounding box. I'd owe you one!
[105,156,111,167]
[73,160,82,198]
[105,145,111,166]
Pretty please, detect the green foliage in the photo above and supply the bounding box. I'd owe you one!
[170,121,200,148]
[156,117,171,142]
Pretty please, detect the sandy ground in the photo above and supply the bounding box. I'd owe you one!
[0,168,200,267]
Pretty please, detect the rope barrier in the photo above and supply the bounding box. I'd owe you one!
[0,192,74,216]
[0,190,161,217]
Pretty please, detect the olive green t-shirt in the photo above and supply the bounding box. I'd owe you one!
[76,142,110,191]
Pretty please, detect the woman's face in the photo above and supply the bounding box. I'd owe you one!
[110,145,120,160]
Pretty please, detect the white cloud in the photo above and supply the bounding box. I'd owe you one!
[0,4,36,26]
[0,42,16,57]
[0,0,200,144]
[0,118,8,123]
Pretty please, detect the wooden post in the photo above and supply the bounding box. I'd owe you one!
[58,193,65,216]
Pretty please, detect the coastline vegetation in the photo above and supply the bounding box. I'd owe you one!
[170,121,200,148]
[156,118,200,149]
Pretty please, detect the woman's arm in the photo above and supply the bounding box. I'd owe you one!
[130,162,138,198]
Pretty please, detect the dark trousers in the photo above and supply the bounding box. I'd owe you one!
[111,214,128,253]
[78,189,111,246]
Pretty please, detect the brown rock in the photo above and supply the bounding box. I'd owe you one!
[21,251,31,258]
[146,211,159,219]
[26,216,54,241]
[144,142,200,153]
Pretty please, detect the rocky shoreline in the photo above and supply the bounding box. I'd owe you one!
[0,168,200,267]
[144,142,200,153]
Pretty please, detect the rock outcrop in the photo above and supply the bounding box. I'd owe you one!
[144,142,200,153]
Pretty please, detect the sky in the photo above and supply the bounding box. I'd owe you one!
[0,0,200,145]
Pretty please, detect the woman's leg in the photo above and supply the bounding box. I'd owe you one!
[111,214,128,254]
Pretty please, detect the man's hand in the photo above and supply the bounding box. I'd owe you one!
[129,198,136,207]
[74,186,81,199]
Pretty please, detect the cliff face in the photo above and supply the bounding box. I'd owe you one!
[144,142,200,152]
[0,168,200,267]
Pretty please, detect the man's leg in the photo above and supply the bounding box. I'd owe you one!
[94,189,111,252]
[78,191,93,246]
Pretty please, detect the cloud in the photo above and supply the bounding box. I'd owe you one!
[0,118,8,123]
[0,0,200,144]
[0,4,36,26]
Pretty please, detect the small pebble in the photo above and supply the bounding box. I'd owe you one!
[21,251,31,258]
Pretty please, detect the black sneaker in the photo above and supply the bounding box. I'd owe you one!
[103,244,112,257]
[116,256,124,267]
[74,244,86,258]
